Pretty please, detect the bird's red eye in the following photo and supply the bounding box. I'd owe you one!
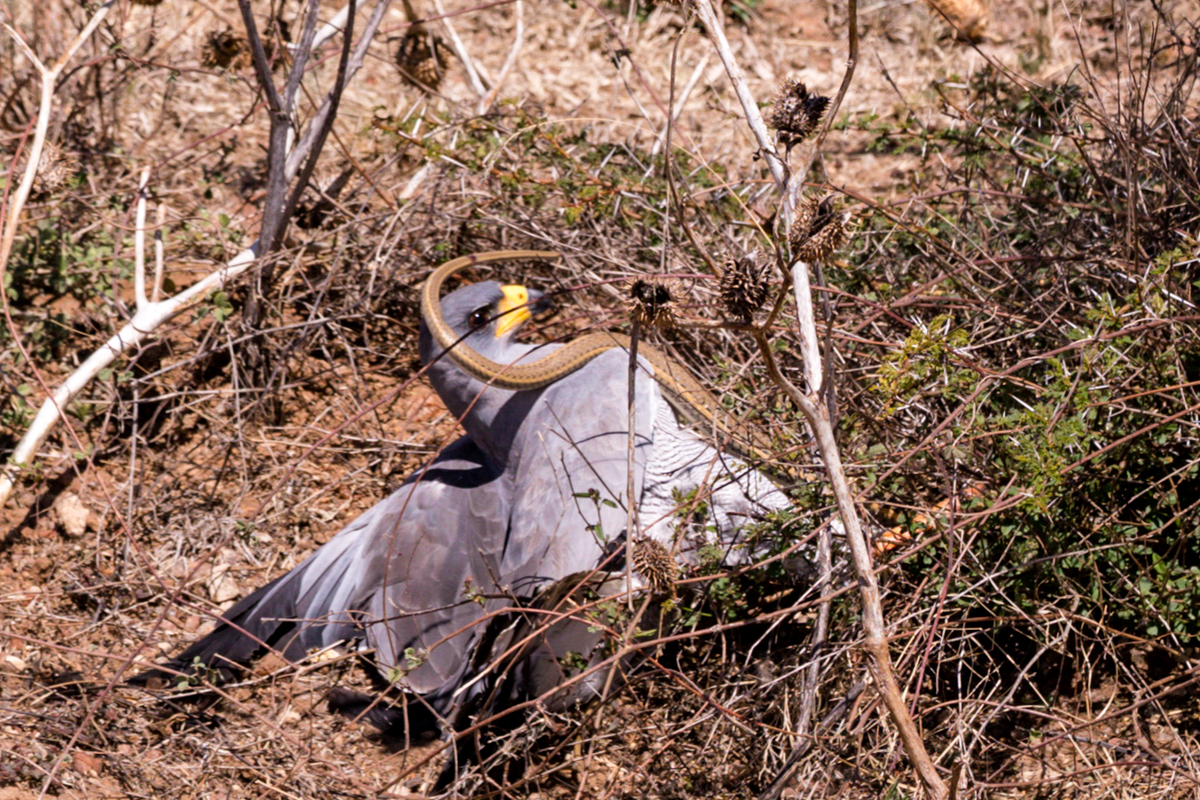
[469,308,489,329]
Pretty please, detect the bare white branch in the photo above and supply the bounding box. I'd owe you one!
[433,0,488,98]
[0,248,258,506]
[153,203,167,302]
[689,0,786,200]
[306,3,352,53]
[134,169,150,310]
[479,0,524,112]
[692,0,951,796]
[1,1,116,280]
[790,261,823,391]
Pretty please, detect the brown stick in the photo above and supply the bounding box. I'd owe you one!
[754,331,949,799]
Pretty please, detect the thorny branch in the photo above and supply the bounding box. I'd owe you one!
[690,0,952,797]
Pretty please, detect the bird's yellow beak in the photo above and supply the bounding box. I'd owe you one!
[494,284,532,338]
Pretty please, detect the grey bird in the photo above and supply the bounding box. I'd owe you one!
[138,270,794,739]
[417,273,799,712]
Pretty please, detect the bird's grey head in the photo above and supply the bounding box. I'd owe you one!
[418,279,547,464]
[419,280,542,363]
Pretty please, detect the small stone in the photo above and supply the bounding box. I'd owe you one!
[926,0,989,41]
[207,564,241,604]
[72,750,102,776]
[253,653,287,677]
[310,648,341,664]
[55,492,89,537]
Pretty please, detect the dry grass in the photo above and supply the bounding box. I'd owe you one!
[3,0,1200,797]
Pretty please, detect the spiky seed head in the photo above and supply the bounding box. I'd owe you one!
[768,80,830,153]
[789,194,852,263]
[412,53,442,89]
[631,538,676,595]
[29,141,79,198]
[629,278,677,330]
[802,212,853,262]
[790,192,819,246]
[396,26,447,91]
[201,29,249,70]
[720,256,769,322]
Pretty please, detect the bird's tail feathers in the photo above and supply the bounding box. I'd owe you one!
[130,526,371,687]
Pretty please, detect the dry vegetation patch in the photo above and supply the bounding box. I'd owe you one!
[4,0,1200,797]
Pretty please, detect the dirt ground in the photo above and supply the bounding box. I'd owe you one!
[3,0,1200,796]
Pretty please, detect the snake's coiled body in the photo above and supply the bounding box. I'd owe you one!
[420,250,792,480]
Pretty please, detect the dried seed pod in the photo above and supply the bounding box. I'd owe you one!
[789,195,852,262]
[719,256,769,322]
[29,141,79,198]
[395,25,447,91]
[631,538,676,595]
[767,79,830,154]
[201,29,249,71]
[629,278,677,330]
[926,0,989,41]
